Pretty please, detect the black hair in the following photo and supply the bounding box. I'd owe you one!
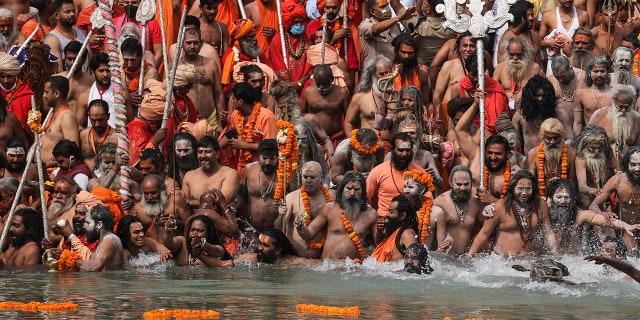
[240,64,263,80]
[184,15,201,29]
[520,75,557,121]
[405,243,433,274]
[46,76,70,99]
[52,139,83,160]
[263,229,298,256]
[231,81,261,105]
[116,215,142,250]
[15,207,44,249]
[63,40,87,63]
[88,99,110,115]
[508,0,533,27]
[446,97,474,119]
[120,37,143,56]
[335,171,368,211]
[53,0,74,12]
[139,148,165,169]
[186,215,231,259]
[258,139,278,156]
[90,204,116,233]
[89,52,110,72]
[486,135,511,154]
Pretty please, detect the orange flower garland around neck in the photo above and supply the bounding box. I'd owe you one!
[58,249,82,271]
[537,141,568,197]
[143,309,220,319]
[1,78,23,103]
[349,129,382,154]
[274,120,299,200]
[403,170,436,243]
[483,162,510,199]
[0,301,78,312]
[301,185,332,249]
[236,102,262,162]
[296,304,360,316]
[634,49,640,76]
[341,213,367,263]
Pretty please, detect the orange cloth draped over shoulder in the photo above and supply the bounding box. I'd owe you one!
[216,0,240,30]
[257,0,279,59]
[91,186,124,232]
[371,228,401,262]
[155,0,188,77]
[394,71,421,90]
[222,19,256,85]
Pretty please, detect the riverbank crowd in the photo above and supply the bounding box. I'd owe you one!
[0,0,639,277]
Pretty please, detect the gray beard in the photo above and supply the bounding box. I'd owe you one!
[240,43,261,59]
[341,196,363,219]
[584,151,608,188]
[545,144,563,165]
[48,198,75,220]
[141,191,168,217]
[616,69,632,85]
[506,59,528,80]
[572,49,592,69]
[610,107,632,149]
[372,80,383,97]
[549,204,573,227]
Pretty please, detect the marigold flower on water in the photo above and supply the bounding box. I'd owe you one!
[296,304,360,317]
[143,309,220,319]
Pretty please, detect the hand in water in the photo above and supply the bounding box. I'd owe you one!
[625,224,640,236]
[159,250,173,262]
[436,234,454,253]
[482,203,496,218]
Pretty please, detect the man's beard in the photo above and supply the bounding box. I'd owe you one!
[298,141,316,164]
[340,196,363,218]
[6,161,26,174]
[73,218,85,234]
[177,153,198,171]
[572,49,592,69]
[372,78,383,97]
[86,227,100,243]
[240,42,261,59]
[391,151,412,171]
[48,197,75,220]
[549,202,573,227]
[616,68,632,85]
[60,18,76,28]
[141,191,168,217]
[397,57,418,81]
[486,156,507,172]
[584,150,608,188]
[450,189,470,202]
[610,106,632,149]
[544,143,563,165]
[384,216,402,238]
[199,157,214,171]
[9,230,29,248]
[506,59,528,80]
[261,163,278,175]
[256,248,276,263]
[352,153,376,173]
[98,166,122,191]
[318,85,331,96]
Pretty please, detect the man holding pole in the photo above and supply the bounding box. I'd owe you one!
[221,19,268,91]
[0,52,33,139]
[245,0,280,59]
[269,1,310,89]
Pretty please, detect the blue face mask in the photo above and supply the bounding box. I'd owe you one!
[290,25,305,35]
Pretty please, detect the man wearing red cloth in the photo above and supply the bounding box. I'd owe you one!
[127,80,170,166]
[120,38,159,112]
[221,19,269,92]
[307,0,359,80]
[451,55,510,135]
[371,195,418,262]
[269,1,310,90]
[0,52,33,143]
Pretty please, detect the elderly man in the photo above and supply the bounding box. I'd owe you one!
[1,208,43,268]
[0,52,33,133]
[280,161,330,258]
[221,19,268,90]
[589,84,640,168]
[331,128,386,185]
[573,56,613,136]
[269,1,309,88]
[569,28,594,70]
[610,47,640,93]
[47,178,80,243]
[496,0,540,65]
[0,9,25,51]
[296,171,378,262]
[87,143,142,206]
[371,195,418,262]
[572,125,615,208]
[493,36,542,111]
[74,204,124,271]
[527,118,577,198]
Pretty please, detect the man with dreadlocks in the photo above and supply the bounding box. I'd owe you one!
[468,170,559,257]
[331,128,386,185]
[371,195,419,262]
[572,125,614,208]
[512,75,558,152]
[390,33,429,104]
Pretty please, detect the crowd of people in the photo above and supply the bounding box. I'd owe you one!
[0,0,638,279]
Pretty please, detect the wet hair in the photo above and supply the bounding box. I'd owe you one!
[232,81,261,105]
[240,64,263,80]
[602,236,628,259]
[186,215,231,259]
[63,40,87,63]
[52,139,83,160]
[258,139,278,156]
[611,84,638,107]
[504,169,540,209]
[15,207,44,247]
[116,215,142,249]
[449,165,472,183]
[405,243,433,274]
[184,15,200,29]
[335,171,368,210]
[546,178,578,225]
[486,135,511,154]
[45,76,70,99]
[391,132,413,150]
[550,56,572,73]
[263,229,298,257]
[584,56,612,87]
[572,125,612,160]
[139,148,165,169]
[446,97,474,119]
[89,204,115,233]
[0,177,18,195]
[89,52,110,72]
[508,0,533,27]
[54,177,81,195]
[93,142,117,171]
[356,55,391,93]
[621,146,640,172]
[391,195,418,255]
[197,135,220,151]
[353,128,379,150]
[520,75,557,121]
[88,99,110,115]
[120,37,143,57]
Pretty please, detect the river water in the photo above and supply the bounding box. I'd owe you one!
[0,253,638,319]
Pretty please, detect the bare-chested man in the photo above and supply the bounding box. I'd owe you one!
[199,0,228,57]
[169,16,220,62]
[494,112,528,169]
[182,136,239,209]
[468,170,559,257]
[0,9,25,51]
[548,56,586,141]
[493,36,542,111]
[41,76,80,168]
[512,75,559,151]
[301,65,350,146]
[539,0,589,58]
[331,128,386,185]
[280,161,330,258]
[345,55,391,142]
[75,204,124,271]
[569,28,595,70]
[572,125,615,208]
[591,9,628,56]
[296,171,378,262]
[392,118,441,186]
[0,208,43,268]
[590,147,640,252]
[54,41,93,115]
[178,28,225,132]
[430,166,484,255]
[610,47,640,95]
[589,84,640,167]
[3,138,40,207]
[79,100,117,169]
[120,38,159,112]
[496,0,540,65]
[573,56,613,136]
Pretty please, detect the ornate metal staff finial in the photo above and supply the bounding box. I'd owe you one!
[435,0,516,38]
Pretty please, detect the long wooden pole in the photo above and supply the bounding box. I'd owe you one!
[275,0,288,69]
[162,6,188,129]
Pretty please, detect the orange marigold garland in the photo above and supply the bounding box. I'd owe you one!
[483,162,510,199]
[0,301,78,312]
[349,129,381,154]
[301,185,332,249]
[236,102,262,161]
[58,249,81,271]
[27,109,43,134]
[402,170,436,243]
[143,309,220,319]
[341,213,367,263]
[634,49,640,76]
[296,304,360,316]
[274,120,299,200]
[537,142,568,198]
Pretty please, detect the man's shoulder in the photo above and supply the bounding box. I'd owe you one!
[369,160,391,175]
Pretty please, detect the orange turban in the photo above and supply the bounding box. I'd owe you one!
[539,118,564,138]
[140,79,167,121]
[174,63,198,89]
[91,186,124,232]
[178,119,214,141]
[229,18,256,41]
[282,0,307,30]
[317,0,344,14]
[75,191,103,210]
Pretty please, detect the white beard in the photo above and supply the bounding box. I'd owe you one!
[610,106,632,149]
